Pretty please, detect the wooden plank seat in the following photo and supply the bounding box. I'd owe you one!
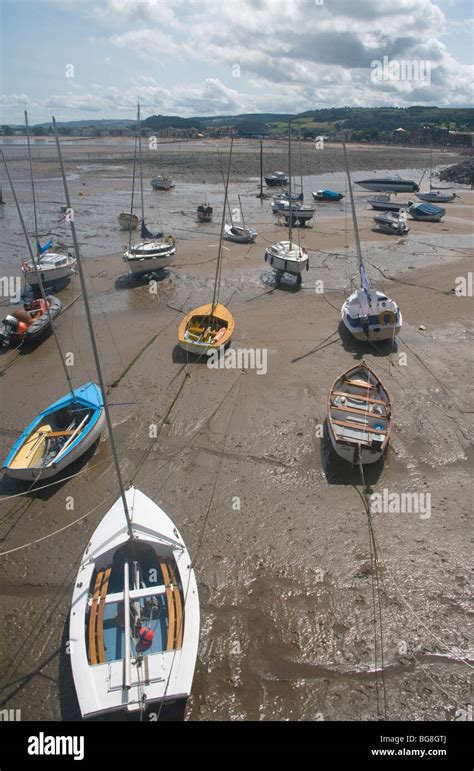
[331,404,387,418]
[45,430,75,438]
[332,418,386,433]
[88,567,112,665]
[160,560,184,651]
[344,379,376,389]
[332,390,387,406]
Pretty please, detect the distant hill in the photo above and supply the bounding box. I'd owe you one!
[5,106,473,136]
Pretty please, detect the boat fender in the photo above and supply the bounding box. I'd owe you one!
[379,310,397,325]
[137,626,154,651]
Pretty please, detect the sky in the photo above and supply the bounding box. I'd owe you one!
[0,0,473,124]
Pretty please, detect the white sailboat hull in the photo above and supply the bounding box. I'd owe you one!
[341,290,402,342]
[69,487,200,718]
[123,241,176,275]
[265,241,309,275]
[23,253,76,287]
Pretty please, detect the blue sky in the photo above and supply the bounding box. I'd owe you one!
[1,0,473,124]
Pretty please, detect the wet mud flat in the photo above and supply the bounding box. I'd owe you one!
[0,152,472,722]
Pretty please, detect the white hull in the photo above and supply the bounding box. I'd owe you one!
[23,253,76,286]
[356,179,419,193]
[265,241,309,275]
[70,487,199,718]
[124,241,176,274]
[6,411,105,482]
[224,224,257,243]
[341,290,402,342]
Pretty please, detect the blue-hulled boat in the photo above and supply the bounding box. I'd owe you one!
[312,189,344,202]
[408,202,445,222]
[3,382,105,482]
[415,190,457,204]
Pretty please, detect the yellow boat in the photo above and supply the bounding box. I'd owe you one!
[178,302,234,355]
[178,139,235,357]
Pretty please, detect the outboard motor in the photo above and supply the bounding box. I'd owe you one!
[359,314,370,337]
[0,315,19,347]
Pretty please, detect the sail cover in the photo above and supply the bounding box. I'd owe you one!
[37,239,53,254]
[141,221,163,240]
[359,264,370,292]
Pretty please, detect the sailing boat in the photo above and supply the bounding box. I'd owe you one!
[416,146,458,203]
[178,140,235,355]
[123,104,176,277]
[271,130,315,225]
[21,111,76,289]
[1,150,104,481]
[224,194,257,243]
[265,122,309,283]
[341,143,402,342]
[44,119,200,718]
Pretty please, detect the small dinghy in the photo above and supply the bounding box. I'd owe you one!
[3,382,105,481]
[312,189,344,202]
[150,175,174,190]
[367,194,413,212]
[416,190,457,203]
[178,302,234,355]
[224,223,257,243]
[22,251,76,287]
[0,295,62,348]
[118,212,139,231]
[197,204,213,222]
[408,202,445,222]
[328,363,392,465]
[70,486,199,718]
[373,210,409,235]
[265,171,288,187]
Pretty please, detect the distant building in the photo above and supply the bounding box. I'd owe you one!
[412,125,449,145]
[392,127,409,142]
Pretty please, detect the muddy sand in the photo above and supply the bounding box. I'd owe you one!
[0,142,472,722]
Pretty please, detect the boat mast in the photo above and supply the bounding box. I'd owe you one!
[128,132,138,249]
[259,140,263,198]
[238,194,246,230]
[299,128,303,198]
[429,144,433,193]
[211,137,233,312]
[342,142,364,270]
[0,150,75,400]
[137,101,145,227]
[25,112,40,254]
[288,121,292,248]
[52,117,134,538]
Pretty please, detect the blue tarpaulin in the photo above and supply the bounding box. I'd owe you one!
[37,240,53,254]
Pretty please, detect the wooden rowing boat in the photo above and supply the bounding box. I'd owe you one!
[327,363,392,465]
